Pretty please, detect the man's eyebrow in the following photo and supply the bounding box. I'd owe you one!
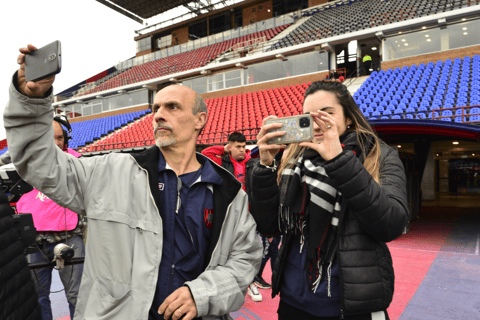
[153,101,183,109]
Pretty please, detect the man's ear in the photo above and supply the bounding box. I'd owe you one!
[195,112,207,131]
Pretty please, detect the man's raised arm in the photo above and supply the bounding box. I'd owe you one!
[3,44,92,215]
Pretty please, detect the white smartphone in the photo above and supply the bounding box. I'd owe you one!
[265,114,314,145]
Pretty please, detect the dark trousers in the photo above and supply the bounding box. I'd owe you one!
[278,300,390,320]
[256,235,281,279]
[364,61,372,75]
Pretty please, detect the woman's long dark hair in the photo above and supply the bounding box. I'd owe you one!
[277,81,381,184]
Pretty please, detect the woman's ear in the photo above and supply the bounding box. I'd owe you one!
[346,117,353,127]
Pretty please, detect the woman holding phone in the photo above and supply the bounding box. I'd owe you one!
[249,81,409,320]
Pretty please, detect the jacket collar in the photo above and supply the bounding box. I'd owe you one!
[156,150,223,186]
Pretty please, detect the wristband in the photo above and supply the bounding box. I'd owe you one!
[260,159,277,172]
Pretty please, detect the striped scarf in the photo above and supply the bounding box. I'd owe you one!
[278,131,367,294]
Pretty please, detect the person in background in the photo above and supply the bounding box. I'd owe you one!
[0,190,42,320]
[250,81,408,319]
[253,234,281,290]
[363,54,372,75]
[15,118,85,320]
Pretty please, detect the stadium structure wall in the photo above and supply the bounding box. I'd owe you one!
[243,0,273,25]
[172,26,190,46]
[381,45,480,71]
[309,0,328,6]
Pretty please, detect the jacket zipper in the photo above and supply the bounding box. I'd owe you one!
[130,156,163,320]
[338,207,346,319]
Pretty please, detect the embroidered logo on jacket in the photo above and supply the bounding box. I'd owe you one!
[35,192,50,202]
[204,208,214,229]
[158,183,164,191]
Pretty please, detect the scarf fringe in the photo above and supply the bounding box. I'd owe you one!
[312,261,322,293]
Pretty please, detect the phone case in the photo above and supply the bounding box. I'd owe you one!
[25,40,62,82]
[265,114,314,145]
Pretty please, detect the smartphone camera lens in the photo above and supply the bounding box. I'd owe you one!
[299,117,310,128]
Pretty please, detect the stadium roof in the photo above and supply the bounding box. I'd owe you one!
[96,0,243,22]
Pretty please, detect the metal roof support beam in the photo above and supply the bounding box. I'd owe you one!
[95,0,144,24]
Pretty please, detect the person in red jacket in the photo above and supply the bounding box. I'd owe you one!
[201,132,252,190]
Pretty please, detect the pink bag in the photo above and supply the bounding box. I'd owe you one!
[16,149,81,232]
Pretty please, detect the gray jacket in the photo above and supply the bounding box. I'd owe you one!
[4,79,262,320]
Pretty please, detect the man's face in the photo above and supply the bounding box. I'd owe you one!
[152,85,206,149]
[53,121,65,149]
[230,141,246,161]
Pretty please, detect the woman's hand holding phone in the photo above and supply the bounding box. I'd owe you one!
[256,115,286,166]
[17,44,56,98]
[299,111,343,161]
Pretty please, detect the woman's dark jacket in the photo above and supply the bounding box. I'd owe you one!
[249,143,409,315]
[0,191,42,320]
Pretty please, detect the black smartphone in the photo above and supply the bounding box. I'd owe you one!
[24,40,62,82]
[265,114,314,145]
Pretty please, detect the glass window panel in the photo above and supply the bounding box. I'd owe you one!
[285,15,294,25]
[92,103,102,115]
[187,41,194,51]
[224,30,231,40]
[384,27,442,61]
[257,21,266,32]
[193,39,201,49]
[208,35,216,45]
[231,28,239,38]
[226,77,241,88]
[266,18,274,30]
[168,47,174,56]
[128,90,148,106]
[448,20,480,50]
[275,16,285,27]
[82,105,92,116]
[192,77,207,94]
[102,99,109,112]
[225,70,240,80]
[240,26,248,36]
[108,95,126,110]
[180,43,188,52]
[182,79,193,89]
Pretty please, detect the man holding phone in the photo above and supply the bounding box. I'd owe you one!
[5,44,262,320]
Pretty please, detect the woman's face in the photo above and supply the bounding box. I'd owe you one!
[303,90,352,144]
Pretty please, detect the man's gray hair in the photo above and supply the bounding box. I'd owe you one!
[192,94,208,115]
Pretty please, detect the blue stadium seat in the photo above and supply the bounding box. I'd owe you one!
[470,107,480,115]
[470,115,480,122]
[416,113,426,119]
[406,107,416,115]
[428,111,440,119]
